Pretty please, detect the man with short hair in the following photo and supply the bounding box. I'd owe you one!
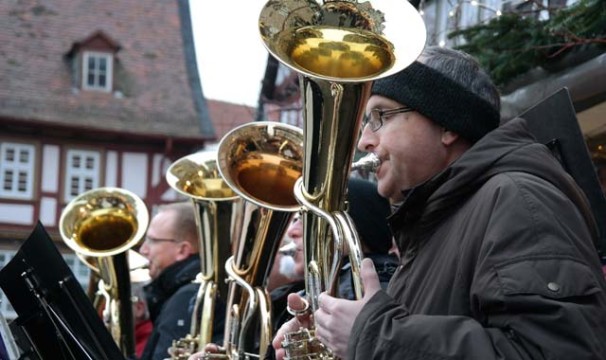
[139,202,200,360]
[273,46,606,359]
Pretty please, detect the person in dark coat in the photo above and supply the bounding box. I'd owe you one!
[138,202,202,360]
[336,177,398,300]
[273,46,606,360]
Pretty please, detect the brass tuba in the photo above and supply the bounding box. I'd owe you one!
[215,121,304,360]
[166,151,241,358]
[259,0,426,358]
[59,187,149,358]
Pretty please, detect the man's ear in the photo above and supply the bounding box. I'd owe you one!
[176,241,194,260]
[441,128,460,146]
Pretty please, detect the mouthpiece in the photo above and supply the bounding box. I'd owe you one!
[351,153,381,173]
[128,250,150,271]
[278,241,298,257]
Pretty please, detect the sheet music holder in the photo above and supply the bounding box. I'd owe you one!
[513,87,606,262]
[0,222,125,360]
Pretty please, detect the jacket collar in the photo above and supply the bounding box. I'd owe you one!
[144,254,200,320]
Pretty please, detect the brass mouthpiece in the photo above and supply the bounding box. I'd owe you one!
[351,153,381,173]
[278,241,298,257]
[128,250,150,271]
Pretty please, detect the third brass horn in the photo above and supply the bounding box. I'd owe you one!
[216,121,304,359]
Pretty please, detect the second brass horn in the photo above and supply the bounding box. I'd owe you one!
[166,151,241,358]
[260,0,426,358]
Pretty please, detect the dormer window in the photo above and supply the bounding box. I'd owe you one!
[67,30,121,94]
[82,51,113,92]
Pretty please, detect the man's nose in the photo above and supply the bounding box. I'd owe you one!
[139,242,149,257]
[357,125,375,152]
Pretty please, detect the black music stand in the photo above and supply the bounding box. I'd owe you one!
[512,87,606,262]
[0,222,125,360]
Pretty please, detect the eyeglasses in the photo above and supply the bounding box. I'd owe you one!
[291,213,301,224]
[144,236,179,245]
[362,106,414,132]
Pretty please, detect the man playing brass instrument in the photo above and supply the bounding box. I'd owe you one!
[273,46,606,359]
[139,202,203,360]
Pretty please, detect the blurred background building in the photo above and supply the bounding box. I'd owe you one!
[0,0,254,318]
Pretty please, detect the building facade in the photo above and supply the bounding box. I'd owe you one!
[0,0,225,318]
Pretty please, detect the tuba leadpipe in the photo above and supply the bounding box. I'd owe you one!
[215,121,304,360]
[259,0,426,358]
[59,187,149,358]
[166,151,241,359]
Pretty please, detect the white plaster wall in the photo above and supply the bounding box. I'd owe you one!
[41,145,59,193]
[105,151,118,187]
[152,154,164,187]
[0,204,33,225]
[122,153,147,198]
[39,197,57,226]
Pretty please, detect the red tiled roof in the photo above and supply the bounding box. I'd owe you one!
[207,99,256,141]
[0,0,210,140]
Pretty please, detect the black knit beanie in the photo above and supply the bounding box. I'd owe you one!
[347,178,392,254]
[371,61,500,143]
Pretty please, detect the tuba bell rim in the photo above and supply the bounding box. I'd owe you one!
[59,187,149,258]
[166,151,241,203]
[259,0,427,83]
[217,121,304,213]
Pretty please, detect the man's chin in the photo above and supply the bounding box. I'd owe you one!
[378,183,403,203]
[148,268,159,280]
[376,181,390,199]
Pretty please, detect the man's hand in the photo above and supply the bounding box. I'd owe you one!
[314,258,381,358]
[186,343,221,360]
[272,293,312,360]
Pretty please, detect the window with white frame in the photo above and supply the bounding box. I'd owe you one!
[82,51,113,92]
[0,142,35,199]
[0,251,91,321]
[280,108,302,127]
[64,149,100,201]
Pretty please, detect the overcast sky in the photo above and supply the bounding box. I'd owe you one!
[189,1,269,107]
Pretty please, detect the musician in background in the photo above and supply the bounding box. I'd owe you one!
[139,202,201,360]
[131,274,153,359]
[270,178,397,334]
[266,233,300,293]
[274,46,606,359]
[337,178,398,299]
[190,178,397,360]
